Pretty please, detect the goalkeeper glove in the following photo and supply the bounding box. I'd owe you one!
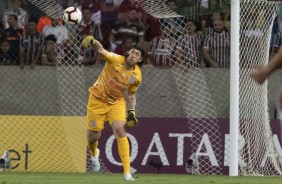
[125,110,138,128]
[81,36,96,48]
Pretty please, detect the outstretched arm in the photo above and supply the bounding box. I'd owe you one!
[251,46,282,84]
[82,36,107,57]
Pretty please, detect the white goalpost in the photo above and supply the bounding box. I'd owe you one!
[229,0,240,176]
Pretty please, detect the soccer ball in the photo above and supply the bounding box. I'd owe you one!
[63,7,82,25]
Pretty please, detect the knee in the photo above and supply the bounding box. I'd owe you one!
[87,130,101,143]
[113,127,126,138]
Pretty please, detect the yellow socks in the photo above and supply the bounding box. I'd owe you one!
[88,141,98,157]
[89,137,131,173]
[117,137,130,174]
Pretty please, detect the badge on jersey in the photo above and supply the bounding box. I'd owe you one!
[129,76,135,84]
[90,120,96,128]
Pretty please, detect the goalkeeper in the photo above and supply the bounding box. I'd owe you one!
[82,35,144,181]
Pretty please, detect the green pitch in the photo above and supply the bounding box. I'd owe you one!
[0,172,281,184]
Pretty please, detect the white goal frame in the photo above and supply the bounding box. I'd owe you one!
[229,0,240,176]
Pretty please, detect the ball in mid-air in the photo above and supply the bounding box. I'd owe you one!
[63,7,82,25]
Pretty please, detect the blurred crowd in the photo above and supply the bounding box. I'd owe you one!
[0,0,280,69]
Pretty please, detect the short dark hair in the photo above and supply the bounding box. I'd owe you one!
[133,46,145,58]
[82,6,91,12]
[8,14,18,21]
[45,34,57,43]
[185,19,199,31]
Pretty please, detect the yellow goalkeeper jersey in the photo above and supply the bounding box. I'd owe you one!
[89,51,142,104]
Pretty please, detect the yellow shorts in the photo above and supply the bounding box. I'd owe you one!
[87,93,126,131]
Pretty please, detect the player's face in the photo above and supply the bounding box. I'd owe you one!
[126,48,142,65]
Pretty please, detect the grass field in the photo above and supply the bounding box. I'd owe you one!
[0,172,281,184]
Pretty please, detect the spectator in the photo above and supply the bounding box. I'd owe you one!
[114,36,133,55]
[200,15,213,39]
[20,19,44,69]
[146,15,161,41]
[63,33,81,65]
[37,14,52,33]
[3,0,28,30]
[117,0,147,31]
[99,0,119,41]
[148,23,176,67]
[78,6,103,42]
[165,0,185,39]
[110,11,145,47]
[40,34,60,66]
[77,6,103,66]
[42,18,69,44]
[176,19,205,68]
[0,39,14,65]
[76,0,101,26]
[137,30,150,65]
[177,0,199,21]
[201,13,226,39]
[25,1,44,21]
[117,0,144,21]
[241,13,263,67]
[203,19,230,68]
[2,14,24,64]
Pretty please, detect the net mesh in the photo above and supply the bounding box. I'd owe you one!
[239,0,282,176]
[139,0,226,175]
[0,0,281,176]
[139,0,282,176]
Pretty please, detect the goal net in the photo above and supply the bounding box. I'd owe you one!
[0,0,281,176]
[239,0,282,175]
[138,0,282,176]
